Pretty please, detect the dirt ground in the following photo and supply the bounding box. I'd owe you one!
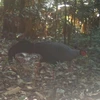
[0,36,100,100]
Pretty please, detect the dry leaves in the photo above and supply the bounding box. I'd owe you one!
[0,39,100,100]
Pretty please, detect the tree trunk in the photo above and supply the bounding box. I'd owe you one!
[63,0,67,44]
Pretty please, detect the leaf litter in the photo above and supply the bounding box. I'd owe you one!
[0,39,100,100]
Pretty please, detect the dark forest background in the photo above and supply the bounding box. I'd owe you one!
[0,0,100,44]
[0,0,100,100]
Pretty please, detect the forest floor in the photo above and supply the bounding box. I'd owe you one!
[0,29,100,100]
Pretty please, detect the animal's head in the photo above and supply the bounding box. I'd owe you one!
[80,50,87,56]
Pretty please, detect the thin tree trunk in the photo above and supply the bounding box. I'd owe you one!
[55,0,58,38]
[73,0,76,33]
[63,0,67,44]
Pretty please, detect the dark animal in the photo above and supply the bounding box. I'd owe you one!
[8,40,34,63]
[8,40,87,64]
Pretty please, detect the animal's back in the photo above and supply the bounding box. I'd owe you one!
[34,42,74,63]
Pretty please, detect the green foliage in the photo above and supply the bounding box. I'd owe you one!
[2,0,100,40]
[0,0,3,6]
[76,5,94,22]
